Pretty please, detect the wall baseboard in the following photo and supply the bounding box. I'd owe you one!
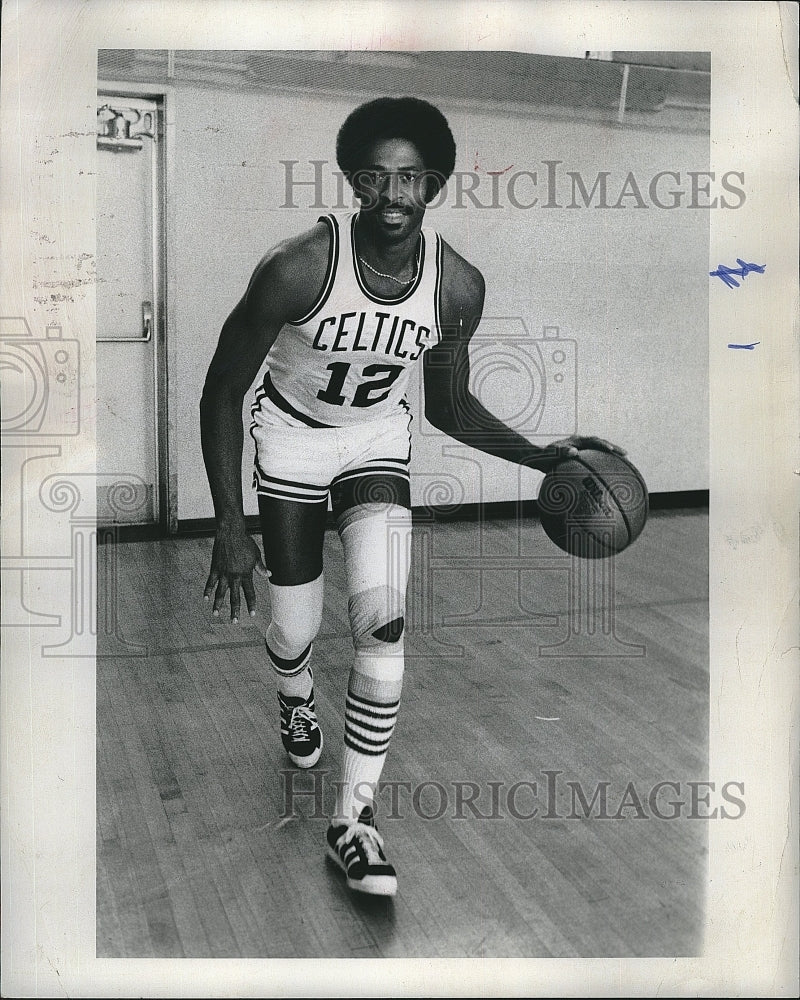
[97,490,709,542]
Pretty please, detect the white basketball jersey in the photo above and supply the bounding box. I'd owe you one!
[251,213,443,429]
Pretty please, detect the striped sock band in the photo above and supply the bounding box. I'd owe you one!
[266,639,312,678]
[344,688,400,756]
[335,668,403,823]
[266,638,313,699]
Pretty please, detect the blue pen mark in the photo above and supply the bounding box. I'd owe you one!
[710,258,766,288]
[728,342,760,350]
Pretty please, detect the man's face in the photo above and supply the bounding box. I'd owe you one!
[353,138,429,240]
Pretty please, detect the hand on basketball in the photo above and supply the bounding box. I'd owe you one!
[550,435,627,461]
[203,525,269,623]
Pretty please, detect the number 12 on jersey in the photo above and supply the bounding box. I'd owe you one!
[317,361,404,408]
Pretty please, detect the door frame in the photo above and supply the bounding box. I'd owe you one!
[97,82,177,534]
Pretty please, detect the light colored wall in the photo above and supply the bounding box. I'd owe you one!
[173,84,709,519]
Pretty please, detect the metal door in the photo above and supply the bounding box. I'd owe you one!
[96,94,164,527]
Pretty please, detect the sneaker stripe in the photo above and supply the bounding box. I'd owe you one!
[326,817,398,896]
[278,684,322,766]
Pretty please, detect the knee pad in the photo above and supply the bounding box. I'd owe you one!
[266,576,323,673]
[348,585,406,650]
[338,503,411,652]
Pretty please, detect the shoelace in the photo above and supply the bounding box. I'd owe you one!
[288,704,318,743]
[337,822,385,864]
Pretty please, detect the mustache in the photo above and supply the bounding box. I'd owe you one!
[377,202,412,213]
[357,190,416,212]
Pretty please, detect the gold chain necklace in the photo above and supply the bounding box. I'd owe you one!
[358,239,421,286]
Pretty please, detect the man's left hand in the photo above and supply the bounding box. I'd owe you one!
[549,435,628,461]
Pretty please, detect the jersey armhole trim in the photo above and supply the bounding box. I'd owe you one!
[286,215,339,326]
[433,232,444,344]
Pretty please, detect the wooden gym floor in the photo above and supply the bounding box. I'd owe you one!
[97,507,708,958]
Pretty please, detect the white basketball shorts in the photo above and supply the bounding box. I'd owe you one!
[250,410,412,505]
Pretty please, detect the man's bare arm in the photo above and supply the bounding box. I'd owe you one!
[199,224,328,619]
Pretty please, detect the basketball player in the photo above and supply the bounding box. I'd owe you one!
[200,97,623,897]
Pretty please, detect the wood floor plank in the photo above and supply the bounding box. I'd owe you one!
[97,695,184,956]
[98,510,708,957]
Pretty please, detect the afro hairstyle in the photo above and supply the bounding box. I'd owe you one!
[336,97,456,201]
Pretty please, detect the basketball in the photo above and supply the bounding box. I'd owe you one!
[537,449,649,558]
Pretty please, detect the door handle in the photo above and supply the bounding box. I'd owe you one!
[96,300,155,342]
[142,300,153,341]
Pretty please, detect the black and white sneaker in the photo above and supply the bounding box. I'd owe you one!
[278,686,322,768]
[326,806,397,896]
